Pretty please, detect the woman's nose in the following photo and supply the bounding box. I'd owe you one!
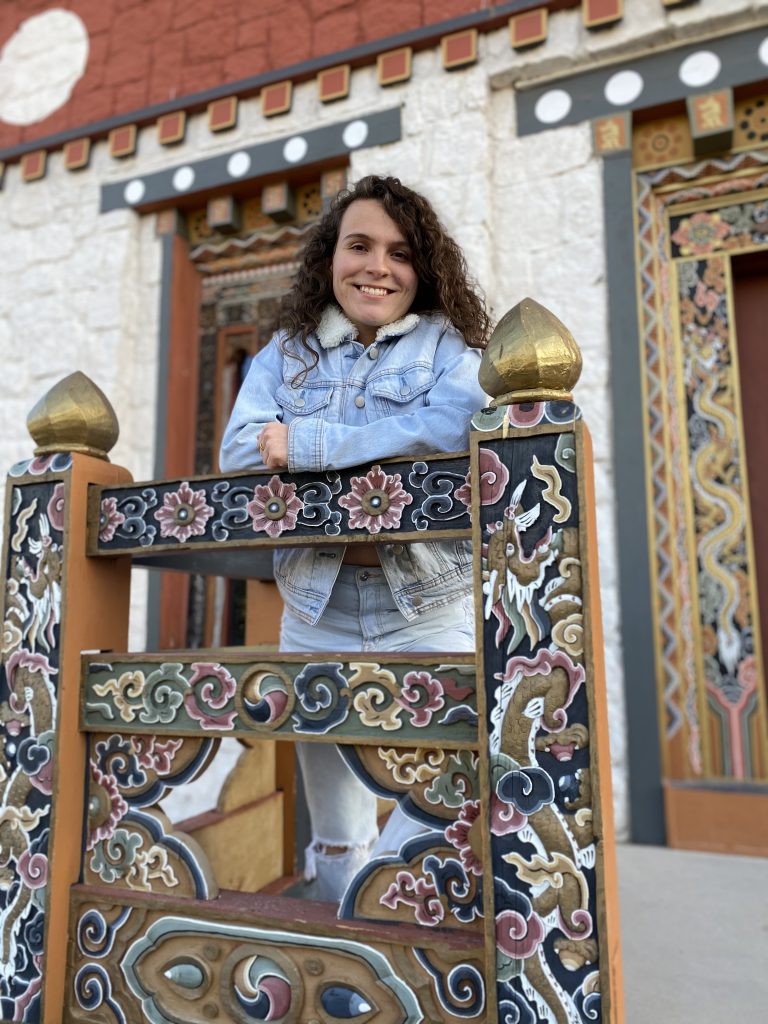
[365,248,388,275]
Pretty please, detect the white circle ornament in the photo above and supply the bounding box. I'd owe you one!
[342,120,369,148]
[604,70,644,106]
[759,37,768,67]
[123,179,146,205]
[227,151,251,178]
[0,10,89,125]
[283,136,308,163]
[534,89,572,125]
[679,51,721,88]
[172,166,195,192]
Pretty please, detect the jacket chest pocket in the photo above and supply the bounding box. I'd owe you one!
[276,383,334,420]
[367,366,435,417]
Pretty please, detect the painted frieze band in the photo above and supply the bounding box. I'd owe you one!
[66,892,486,1023]
[92,453,473,556]
[83,655,478,746]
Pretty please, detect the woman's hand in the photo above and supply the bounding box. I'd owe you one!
[258,423,289,470]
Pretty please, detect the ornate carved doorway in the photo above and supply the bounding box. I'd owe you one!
[634,140,768,851]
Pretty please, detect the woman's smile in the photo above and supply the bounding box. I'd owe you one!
[331,199,418,345]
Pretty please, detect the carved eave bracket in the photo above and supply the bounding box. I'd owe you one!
[479,296,583,406]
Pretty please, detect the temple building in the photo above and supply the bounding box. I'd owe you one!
[2,0,768,856]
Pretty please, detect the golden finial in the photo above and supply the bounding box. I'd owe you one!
[27,372,119,460]
[479,297,582,406]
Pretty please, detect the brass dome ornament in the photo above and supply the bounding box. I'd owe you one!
[26,371,119,460]
[479,297,583,406]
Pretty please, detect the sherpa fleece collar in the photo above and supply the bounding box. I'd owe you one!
[315,305,421,349]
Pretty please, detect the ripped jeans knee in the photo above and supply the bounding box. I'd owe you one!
[304,836,378,903]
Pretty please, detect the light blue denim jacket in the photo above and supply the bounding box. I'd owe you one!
[219,306,486,624]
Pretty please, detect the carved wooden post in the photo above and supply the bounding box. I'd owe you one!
[471,299,624,1022]
[0,374,132,1024]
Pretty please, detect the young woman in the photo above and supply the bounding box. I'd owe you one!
[220,175,490,902]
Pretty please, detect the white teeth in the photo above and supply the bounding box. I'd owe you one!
[358,285,389,296]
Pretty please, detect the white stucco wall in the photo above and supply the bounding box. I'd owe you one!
[3,0,766,830]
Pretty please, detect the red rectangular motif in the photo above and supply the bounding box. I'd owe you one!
[441,29,478,69]
[208,97,238,132]
[262,81,292,117]
[109,124,137,158]
[157,112,186,145]
[318,65,350,102]
[64,138,91,170]
[583,0,623,29]
[21,150,46,182]
[377,47,412,86]
[509,9,548,49]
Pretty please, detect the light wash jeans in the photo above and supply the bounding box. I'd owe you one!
[279,564,475,902]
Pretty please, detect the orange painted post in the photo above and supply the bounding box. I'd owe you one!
[472,299,625,1021]
[0,377,132,1023]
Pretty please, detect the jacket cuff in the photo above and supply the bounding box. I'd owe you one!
[288,417,326,473]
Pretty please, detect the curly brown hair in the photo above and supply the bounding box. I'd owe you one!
[279,175,490,375]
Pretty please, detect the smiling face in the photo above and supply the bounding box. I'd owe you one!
[331,199,419,345]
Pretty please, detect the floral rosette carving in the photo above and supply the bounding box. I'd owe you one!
[98,496,125,542]
[339,464,413,533]
[246,475,303,538]
[153,482,214,542]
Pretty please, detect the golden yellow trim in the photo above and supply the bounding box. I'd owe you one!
[667,251,713,779]
[652,163,768,197]
[632,170,673,778]
[723,255,768,776]
[667,183,768,219]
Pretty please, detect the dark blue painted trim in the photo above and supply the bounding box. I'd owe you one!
[604,152,665,845]
[100,108,401,213]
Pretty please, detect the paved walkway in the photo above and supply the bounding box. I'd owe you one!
[617,843,768,1022]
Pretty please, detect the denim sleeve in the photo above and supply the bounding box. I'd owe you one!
[218,338,285,472]
[288,338,486,473]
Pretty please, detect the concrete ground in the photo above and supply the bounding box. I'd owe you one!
[617,843,768,1022]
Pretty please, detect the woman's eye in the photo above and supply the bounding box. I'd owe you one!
[392,251,411,262]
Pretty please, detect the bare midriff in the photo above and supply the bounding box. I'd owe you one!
[343,545,381,567]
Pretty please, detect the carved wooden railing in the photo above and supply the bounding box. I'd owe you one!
[0,299,624,1023]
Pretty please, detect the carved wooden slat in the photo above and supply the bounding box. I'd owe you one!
[82,653,479,747]
[89,452,475,559]
[65,887,486,1023]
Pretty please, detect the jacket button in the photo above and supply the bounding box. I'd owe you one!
[400,385,411,396]
[392,544,404,555]
[368,346,378,359]
[411,595,423,607]
[295,397,305,408]
[355,395,366,408]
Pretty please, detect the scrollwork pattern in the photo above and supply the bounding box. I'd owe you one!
[94,456,472,552]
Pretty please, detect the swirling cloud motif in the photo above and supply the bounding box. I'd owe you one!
[292,662,349,733]
[531,455,571,523]
[498,992,537,1024]
[380,871,444,926]
[184,662,237,730]
[455,447,510,509]
[496,765,555,815]
[0,11,89,126]
[495,906,545,959]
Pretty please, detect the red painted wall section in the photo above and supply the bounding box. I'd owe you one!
[0,0,488,148]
